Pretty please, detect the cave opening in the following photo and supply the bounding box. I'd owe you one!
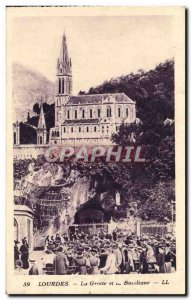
[73,199,111,224]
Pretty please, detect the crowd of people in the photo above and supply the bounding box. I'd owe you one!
[14,228,176,275]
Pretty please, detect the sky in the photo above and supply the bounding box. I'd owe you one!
[11,15,175,94]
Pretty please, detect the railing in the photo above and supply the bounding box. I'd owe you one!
[140,224,168,236]
[69,223,109,233]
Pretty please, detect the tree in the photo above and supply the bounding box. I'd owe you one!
[112,122,143,146]
[87,59,174,121]
[138,181,175,222]
[42,102,50,113]
[78,90,86,95]
[33,103,40,114]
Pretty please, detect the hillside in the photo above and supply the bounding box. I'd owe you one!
[85,59,174,122]
[12,63,55,121]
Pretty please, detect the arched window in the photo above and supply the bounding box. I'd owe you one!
[79,127,81,132]
[87,127,89,132]
[118,107,121,118]
[107,107,112,117]
[68,79,71,94]
[74,110,77,119]
[67,79,69,94]
[52,131,55,137]
[90,109,93,119]
[57,112,60,122]
[126,107,129,117]
[62,78,65,94]
[67,110,70,119]
[65,78,68,94]
[98,108,101,118]
[82,109,85,119]
[58,78,61,94]
[13,132,16,144]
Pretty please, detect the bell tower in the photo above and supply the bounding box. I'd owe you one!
[55,34,72,126]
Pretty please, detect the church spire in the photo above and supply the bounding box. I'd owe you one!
[56,33,72,99]
[38,99,46,129]
[57,33,72,75]
[37,98,47,145]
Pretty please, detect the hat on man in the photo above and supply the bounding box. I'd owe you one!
[100,248,106,253]
[91,248,97,253]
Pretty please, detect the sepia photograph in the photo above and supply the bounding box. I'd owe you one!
[6,6,185,295]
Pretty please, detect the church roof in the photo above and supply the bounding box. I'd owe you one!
[67,93,134,105]
[63,118,99,125]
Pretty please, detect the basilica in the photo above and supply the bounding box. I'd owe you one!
[13,34,136,148]
[50,34,136,146]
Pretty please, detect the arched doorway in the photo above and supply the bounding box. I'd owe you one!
[76,208,104,224]
[14,218,18,241]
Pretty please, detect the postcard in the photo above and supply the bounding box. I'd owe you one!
[6,6,186,295]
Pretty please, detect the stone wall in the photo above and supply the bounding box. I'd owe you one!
[13,145,49,159]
